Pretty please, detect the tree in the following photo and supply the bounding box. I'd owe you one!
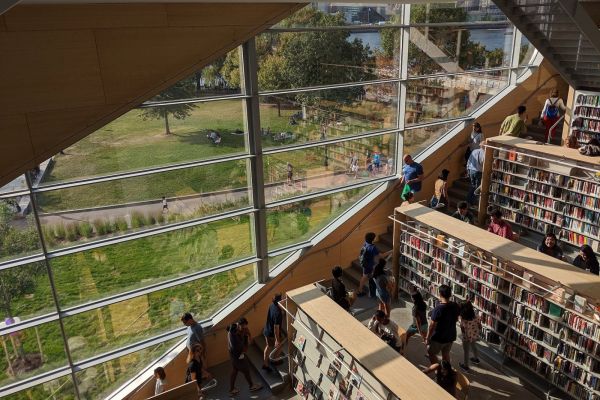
[0,201,42,320]
[140,82,196,135]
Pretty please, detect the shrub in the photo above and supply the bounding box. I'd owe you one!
[147,215,156,226]
[79,222,94,238]
[94,219,107,235]
[114,217,128,232]
[54,224,66,240]
[131,212,146,229]
[167,213,179,223]
[156,213,165,224]
[219,245,235,261]
[42,226,56,246]
[103,220,114,234]
[296,213,310,235]
[65,224,79,241]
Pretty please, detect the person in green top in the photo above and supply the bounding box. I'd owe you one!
[499,105,527,137]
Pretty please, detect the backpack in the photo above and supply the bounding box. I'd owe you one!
[545,99,559,119]
[359,245,368,269]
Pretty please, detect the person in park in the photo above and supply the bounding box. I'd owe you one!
[406,288,428,349]
[357,232,392,298]
[162,196,169,213]
[452,201,475,224]
[373,259,393,318]
[430,169,449,209]
[466,142,485,207]
[286,162,293,186]
[499,105,527,137]
[367,310,401,352]
[331,265,356,311]
[540,89,566,142]
[181,313,210,379]
[262,293,284,372]
[399,154,424,195]
[227,323,262,396]
[537,232,564,260]
[573,244,600,275]
[487,209,514,240]
[458,300,481,372]
[425,284,460,365]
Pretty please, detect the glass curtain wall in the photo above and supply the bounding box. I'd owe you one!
[0,2,537,399]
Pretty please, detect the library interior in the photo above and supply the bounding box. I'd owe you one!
[1,1,600,399]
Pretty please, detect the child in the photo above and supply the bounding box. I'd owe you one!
[154,366,168,395]
[459,300,481,371]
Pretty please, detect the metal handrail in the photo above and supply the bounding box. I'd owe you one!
[547,115,565,144]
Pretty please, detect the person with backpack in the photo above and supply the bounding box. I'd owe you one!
[357,232,392,298]
[540,89,565,142]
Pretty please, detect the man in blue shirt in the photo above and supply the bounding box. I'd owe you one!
[401,154,424,193]
[466,142,485,206]
[357,232,392,297]
[262,293,284,372]
[181,312,209,378]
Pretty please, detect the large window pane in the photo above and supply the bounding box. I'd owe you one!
[76,338,180,400]
[268,252,295,272]
[63,264,256,362]
[519,34,536,66]
[264,133,396,203]
[0,196,42,263]
[410,2,507,23]
[257,30,398,91]
[404,122,461,158]
[50,216,254,308]
[408,26,513,76]
[36,160,251,250]
[260,83,398,148]
[42,99,247,183]
[0,176,27,196]
[267,184,377,250]
[147,48,242,102]
[276,3,403,28]
[0,263,55,324]
[406,70,508,126]
[0,322,67,389]
[3,375,76,400]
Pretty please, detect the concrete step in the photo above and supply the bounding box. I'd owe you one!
[452,178,471,191]
[347,260,362,286]
[246,338,289,394]
[448,186,469,201]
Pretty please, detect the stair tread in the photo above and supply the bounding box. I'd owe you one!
[246,343,287,392]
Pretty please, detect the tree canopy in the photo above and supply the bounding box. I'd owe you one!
[140,81,196,135]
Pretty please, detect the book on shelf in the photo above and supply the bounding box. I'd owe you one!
[294,334,307,351]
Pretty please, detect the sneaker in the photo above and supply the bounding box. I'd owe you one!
[249,384,263,392]
[470,357,480,365]
[459,363,470,372]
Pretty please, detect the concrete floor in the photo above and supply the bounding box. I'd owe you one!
[352,294,543,400]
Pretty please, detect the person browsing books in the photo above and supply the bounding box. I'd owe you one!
[487,210,514,240]
[537,233,564,260]
[573,245,600,275]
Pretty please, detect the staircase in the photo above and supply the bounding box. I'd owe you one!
[525,117,563,145]
[245,335,290,395]
[446,178,480,222]
[493,0,600,90]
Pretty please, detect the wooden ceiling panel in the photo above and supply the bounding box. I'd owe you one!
[0,115,36,181]
[3,4,169,30]
[0,29,105,115]
[165,3,296,27]
[95,27,235,104]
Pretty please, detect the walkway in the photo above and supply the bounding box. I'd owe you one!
[39,169,389,227]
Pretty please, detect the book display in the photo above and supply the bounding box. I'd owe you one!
[394,203,600,400]
[484,136,600,255]
[285,285,453,400]
[571,90,600,146]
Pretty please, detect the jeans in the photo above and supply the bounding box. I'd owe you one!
[467,170,482,206]
[462,339,479,367]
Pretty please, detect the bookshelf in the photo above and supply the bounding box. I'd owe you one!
[285,284,454,400]
[483,136,600,256]
[394,203,600,400]
[571,90,600,146]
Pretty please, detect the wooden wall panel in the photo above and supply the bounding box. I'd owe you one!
[0,115,36,181]
[0,2,304,188]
